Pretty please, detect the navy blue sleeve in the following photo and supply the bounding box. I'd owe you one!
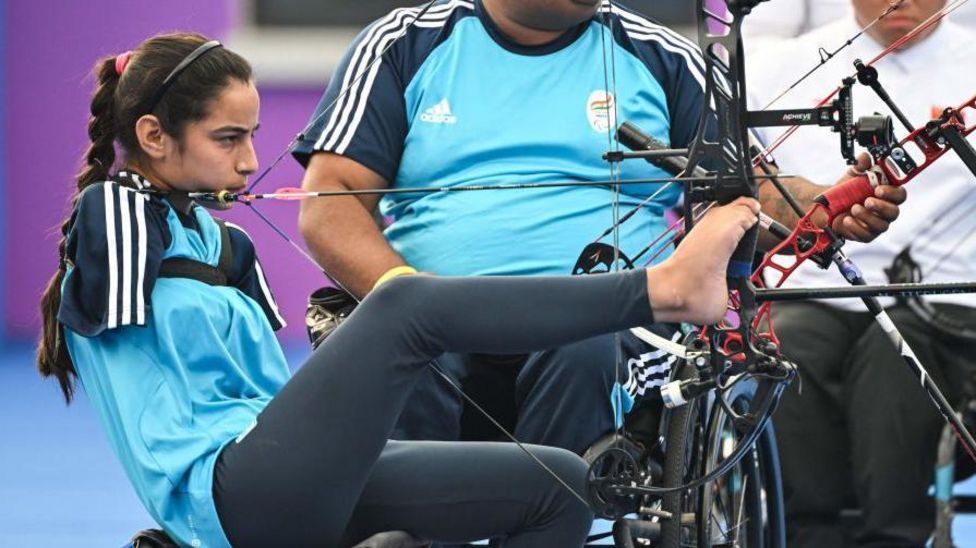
[662,49,711,149]
[292,1,467,181]
[225,222,286,331]
[291,15,412,181]
[610,8,712,148]
[59,182,171,336]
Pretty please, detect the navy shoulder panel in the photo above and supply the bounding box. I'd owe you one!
[59,182,171,336]
[293,0,475,181]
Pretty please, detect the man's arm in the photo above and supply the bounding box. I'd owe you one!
[756,155,905,249]
[298,152,408,298]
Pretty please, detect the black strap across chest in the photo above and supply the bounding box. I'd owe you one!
[157,218,234,286]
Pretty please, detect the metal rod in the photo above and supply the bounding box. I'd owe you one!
[603,148,691,161]
[854,59,916,133]
[940,124,976,179]
[755,281,976,302]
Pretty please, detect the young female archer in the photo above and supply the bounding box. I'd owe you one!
[36,32,760,547]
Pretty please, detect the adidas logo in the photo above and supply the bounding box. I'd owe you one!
[420,99,457,124]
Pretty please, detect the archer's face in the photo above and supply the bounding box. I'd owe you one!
[505,0,602,31]
[852,0,947,48]
[157,79,260,207]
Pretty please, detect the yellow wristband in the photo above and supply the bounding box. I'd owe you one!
[373,265,418,290]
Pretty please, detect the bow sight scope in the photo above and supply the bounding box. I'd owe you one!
[853,113,896,157]
[746,78,896,165]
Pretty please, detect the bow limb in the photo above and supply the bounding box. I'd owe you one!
[682,0,766,371]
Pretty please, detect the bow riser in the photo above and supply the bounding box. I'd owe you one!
[750,90,976,348]
[686,0,771,374]
[819,93,976,217]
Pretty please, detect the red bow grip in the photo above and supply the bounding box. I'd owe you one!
[815,173,876,222]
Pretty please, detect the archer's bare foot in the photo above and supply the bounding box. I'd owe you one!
[647,197,760,324]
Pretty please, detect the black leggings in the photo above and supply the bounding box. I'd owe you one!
[213,271,654,546]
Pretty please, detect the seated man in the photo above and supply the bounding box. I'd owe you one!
[295,0,902,458]
[742,0,976,53]
[746,0,976,546]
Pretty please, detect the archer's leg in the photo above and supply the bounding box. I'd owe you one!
[339,440,593,548]
[214,270,656,546]
[213,198,759,545]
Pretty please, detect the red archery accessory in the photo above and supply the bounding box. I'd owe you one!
[819,92,976,221]
[749,213,834,346]
[747,91,976,347]
[817,165,886,220]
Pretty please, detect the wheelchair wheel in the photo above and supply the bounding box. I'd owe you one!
[695,380,785,548]
[658,361,705,547]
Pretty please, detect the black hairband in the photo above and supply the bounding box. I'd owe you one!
[144,40,223,114]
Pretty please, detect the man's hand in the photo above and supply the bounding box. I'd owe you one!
[829,153,906,242]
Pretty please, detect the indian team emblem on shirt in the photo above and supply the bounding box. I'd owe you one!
[587,90,616,133]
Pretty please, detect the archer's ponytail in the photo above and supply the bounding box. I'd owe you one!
[79,58,121,187]
[37,33,252,403]
[37,56,121,403]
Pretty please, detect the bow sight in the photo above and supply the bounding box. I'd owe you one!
[747,74,897,165]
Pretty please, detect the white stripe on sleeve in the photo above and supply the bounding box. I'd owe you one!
[254,259,287,328]
[225,222,287,328]
[103,184,119,329]
[118,187,133,325]
[313,1,471,153]
[134,192,148,325]
[313,7,419,151]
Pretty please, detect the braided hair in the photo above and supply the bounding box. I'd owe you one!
[37,33,252,403]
